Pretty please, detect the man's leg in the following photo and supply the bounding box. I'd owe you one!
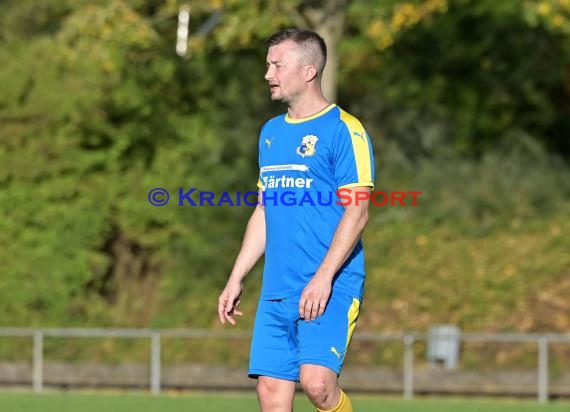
[297,293,360,411]
[249,298,300,411]
[299,364,353,412]
[257,376,296,412]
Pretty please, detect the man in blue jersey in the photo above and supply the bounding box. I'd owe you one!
[218,28,375,412]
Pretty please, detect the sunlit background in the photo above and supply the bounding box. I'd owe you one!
[0,0,569,402]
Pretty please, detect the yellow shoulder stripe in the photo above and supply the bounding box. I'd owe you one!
[339,109,373,186]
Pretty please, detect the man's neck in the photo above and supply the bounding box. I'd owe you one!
[287,94,331,120]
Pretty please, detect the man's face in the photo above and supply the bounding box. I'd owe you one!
[265,40,307,104]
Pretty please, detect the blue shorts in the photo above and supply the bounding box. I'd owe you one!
[248,291,361,381]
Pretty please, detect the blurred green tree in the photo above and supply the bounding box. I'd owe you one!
[0,0,568,330]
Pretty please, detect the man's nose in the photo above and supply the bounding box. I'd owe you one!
[264,67,273,80]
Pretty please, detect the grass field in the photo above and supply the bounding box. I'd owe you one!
[1,392,569,412]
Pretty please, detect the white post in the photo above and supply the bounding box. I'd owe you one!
[33,331,43,393]
[537,337,549,403]
[176,5,190,57]
[403,334,414,400]
[150,332,161,395]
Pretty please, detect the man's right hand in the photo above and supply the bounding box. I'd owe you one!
[218,281,243,325]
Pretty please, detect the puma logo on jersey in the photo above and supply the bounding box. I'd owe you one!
[265,137,276,148]
[330,346,342,359]
[352,131,365,140]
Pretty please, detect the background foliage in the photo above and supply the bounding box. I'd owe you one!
[0,0,568,343]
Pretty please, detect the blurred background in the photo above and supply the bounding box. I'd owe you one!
[0,0,569,397]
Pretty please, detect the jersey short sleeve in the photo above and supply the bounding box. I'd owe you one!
[333,109,375,189]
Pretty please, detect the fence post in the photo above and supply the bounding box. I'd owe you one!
[150,332,161,395]
[537,336,549,403]
[403,334,414,400]
[33,330,43,393]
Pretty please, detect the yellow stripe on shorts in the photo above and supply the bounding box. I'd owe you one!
[345,298,361,352]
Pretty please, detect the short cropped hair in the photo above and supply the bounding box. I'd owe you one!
[266,29,327,76]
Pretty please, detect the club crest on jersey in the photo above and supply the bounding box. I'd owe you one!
[296,134,319,158]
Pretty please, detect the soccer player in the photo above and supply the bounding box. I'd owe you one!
[218,28,375,412]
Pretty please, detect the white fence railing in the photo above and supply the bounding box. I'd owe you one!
[0,328,569,403]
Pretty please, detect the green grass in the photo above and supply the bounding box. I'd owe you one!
[1,392,569,412]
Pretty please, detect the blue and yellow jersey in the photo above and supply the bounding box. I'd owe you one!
[257,104,375,300]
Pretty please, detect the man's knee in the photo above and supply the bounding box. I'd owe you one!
[257,377,278,398]
[299,366,338,408]
[256,376,295,410]
[302,378,332,405]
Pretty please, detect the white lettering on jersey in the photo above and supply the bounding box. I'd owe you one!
[262,175,313,189]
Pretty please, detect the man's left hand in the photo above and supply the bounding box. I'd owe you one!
[299,276,332,321]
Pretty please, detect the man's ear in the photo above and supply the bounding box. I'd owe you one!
[305,65,318,82]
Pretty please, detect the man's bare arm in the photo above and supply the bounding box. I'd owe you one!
[299,187,371,321]
[218,201,266,325]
